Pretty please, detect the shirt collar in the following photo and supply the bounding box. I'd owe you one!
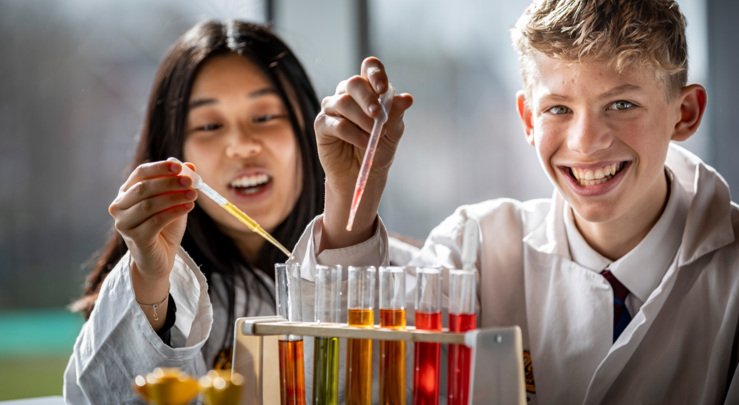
[564,168,689,302]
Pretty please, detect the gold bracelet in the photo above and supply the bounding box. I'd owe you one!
[137,294,169,322]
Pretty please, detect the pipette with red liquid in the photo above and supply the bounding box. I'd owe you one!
[346,85,395,231]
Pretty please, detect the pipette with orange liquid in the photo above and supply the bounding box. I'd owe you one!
[166,158,293,259]
[345,84,395,231]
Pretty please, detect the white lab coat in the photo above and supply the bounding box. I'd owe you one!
[296,144,739,404]
[63,248,275,404]
[63,236,418,404]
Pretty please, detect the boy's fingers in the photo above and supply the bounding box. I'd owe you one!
[361,57,388,94]
[316,113,370,149]
[322,92,375,134]
[388,93,414,121]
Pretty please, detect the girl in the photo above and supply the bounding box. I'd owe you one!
[64,20,324,403]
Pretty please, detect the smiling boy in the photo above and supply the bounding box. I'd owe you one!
[297,0,739,403]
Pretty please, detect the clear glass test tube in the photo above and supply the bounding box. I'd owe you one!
[412,267,442,405]
[312,265,342,405]
[447,269,477,405]
[275,262,306,405]
[379,266,407,405]
[346,266,376,405]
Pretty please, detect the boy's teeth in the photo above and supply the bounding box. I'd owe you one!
[570,163,621,186]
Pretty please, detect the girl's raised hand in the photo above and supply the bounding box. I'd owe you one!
[108,160,198,286]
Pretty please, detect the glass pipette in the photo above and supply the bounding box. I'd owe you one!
[167,157,293,259]
[346,85,395,231]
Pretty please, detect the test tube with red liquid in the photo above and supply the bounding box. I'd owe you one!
[447,269,477,405]
[346,266,376,405]
[412,267,442,405]
[379,266,407,404]
[275,262,306,405]
[312,265,342,405]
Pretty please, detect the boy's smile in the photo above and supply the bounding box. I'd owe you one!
[515,52,702,258]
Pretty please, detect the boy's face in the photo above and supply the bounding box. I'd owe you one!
[516,53,691,235]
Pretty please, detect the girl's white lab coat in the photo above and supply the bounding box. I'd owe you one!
[297,144,739,404]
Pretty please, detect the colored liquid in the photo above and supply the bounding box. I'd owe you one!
[278,338,306,405]
[380,308,407,405]
[313,336,340,405]
[346,308,374,405]
[223,201,292,257]
[413,311,442,405]
[447,313,477,405]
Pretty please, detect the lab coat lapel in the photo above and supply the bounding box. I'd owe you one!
[583,257,681,404]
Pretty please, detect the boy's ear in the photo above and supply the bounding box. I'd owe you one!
[672,84,707,141]
[516,90,535,145]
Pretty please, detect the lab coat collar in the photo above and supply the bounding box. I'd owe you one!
[665,143,735,265]
[522,187,571,259]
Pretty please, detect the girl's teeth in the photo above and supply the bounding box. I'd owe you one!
[230,174,269,188]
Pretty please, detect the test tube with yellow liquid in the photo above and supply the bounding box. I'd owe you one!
[379,266,407,405]
[312,265,342,405]
[276,262,306,405]
[346,266,376,405]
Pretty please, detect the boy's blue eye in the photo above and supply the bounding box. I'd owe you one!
[608,100,636,111]
[547,105,570,115]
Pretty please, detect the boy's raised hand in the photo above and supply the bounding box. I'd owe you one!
[315,57,413,250]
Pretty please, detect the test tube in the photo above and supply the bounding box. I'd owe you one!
[312,265,342,405]
[275,262,306,405]
[412,267,442,405]
[447,270,477,405]
[346,266,376,405]
[379,266,407,405]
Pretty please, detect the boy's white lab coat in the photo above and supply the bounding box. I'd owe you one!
[297,144,739,404]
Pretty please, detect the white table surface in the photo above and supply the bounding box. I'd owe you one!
[0,397,64,405]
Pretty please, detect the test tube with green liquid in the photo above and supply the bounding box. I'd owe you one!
[312,265,342,405]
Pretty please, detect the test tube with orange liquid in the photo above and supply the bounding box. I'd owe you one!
[275,262,306,405]
[411,267,442,405]
[379,266,407,404]
[346,266,376,405]
[447,270,477,405]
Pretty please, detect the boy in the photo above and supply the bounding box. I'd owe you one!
[296,0,738,403]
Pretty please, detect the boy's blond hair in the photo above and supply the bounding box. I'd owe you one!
[511,0,688,97]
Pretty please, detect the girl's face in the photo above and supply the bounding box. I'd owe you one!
[184,54,302,255]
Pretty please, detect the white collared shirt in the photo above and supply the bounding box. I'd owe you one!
[563,168,689,315]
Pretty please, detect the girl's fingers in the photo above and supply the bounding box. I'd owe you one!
[113,190,196,233]
[111,175,193,212]
[123,201,195,243]
[120,160,183,193]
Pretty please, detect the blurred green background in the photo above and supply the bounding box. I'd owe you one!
[0,310,82,399]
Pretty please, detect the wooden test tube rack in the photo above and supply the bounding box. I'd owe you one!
[231,316,526,405]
